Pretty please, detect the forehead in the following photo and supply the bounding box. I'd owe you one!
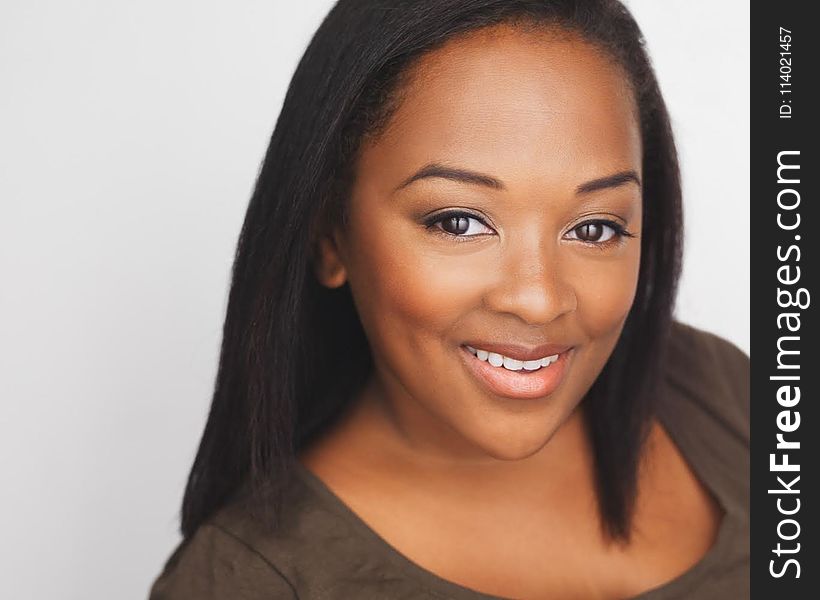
[361,25,642,189]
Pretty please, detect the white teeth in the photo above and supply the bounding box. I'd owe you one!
[465,345,561,372]
[502,356,523,370]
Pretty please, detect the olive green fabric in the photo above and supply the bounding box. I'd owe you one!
[148,321,750,599]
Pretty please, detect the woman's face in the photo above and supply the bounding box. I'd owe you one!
[317,26,643,463]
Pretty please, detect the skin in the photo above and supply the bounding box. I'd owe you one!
[303,25,721,599]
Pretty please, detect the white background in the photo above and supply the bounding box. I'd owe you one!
[0,1,748,598]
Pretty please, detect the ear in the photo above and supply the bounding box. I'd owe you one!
[312,227,348,289]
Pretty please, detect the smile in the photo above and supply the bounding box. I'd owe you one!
[459,344,573,400]
[464,344,559,371]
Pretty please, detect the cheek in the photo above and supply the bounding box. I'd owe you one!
[343,213,485,353]
[571,245,641,337]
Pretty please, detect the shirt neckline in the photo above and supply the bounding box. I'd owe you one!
[292,402,737,600]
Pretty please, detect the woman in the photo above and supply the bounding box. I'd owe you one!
[149,0,749,598]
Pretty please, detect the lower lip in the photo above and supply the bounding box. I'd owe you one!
[459,345,572,400]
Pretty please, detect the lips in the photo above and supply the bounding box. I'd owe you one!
[459,343,573,400]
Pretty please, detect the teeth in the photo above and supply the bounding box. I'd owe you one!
[502,356,523,370]
[488,352,504,367]
[465,345,560,372]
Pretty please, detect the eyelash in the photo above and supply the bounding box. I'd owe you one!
[423,210,493,242]
[423,210,636,247]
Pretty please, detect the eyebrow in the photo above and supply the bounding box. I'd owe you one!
[395,163,504,192]
[576,171,642,194]
[394,162,641,195]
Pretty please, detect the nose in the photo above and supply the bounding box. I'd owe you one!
[482,234,577,327]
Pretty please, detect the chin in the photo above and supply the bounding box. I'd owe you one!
[473,423,562,462]
[484,443,549,462]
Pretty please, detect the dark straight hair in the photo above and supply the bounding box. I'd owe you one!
[180,0,683,544]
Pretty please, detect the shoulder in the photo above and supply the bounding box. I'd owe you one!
[665,320,750,391]
[660,320,749,442]
[655,321,749,567]
[657,320,750,495]
[150,469,411,599]
[148,519,298,599]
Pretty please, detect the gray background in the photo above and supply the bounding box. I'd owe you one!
[0,1,748,598]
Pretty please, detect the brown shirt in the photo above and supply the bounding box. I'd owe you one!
[148,321,750,599]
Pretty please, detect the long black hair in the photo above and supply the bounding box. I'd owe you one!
[180,0,683,544]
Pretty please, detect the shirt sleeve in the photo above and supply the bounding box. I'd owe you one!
[148,523,298,600]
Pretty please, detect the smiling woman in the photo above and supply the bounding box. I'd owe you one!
[148,1,749,599]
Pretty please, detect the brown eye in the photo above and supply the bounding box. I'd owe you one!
[426,211,494,238]
[442,215,471,235]
[566,220,623,243]
[576,223,604,241]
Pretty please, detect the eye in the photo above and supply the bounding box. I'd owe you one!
[565,219,632,244]
[425,210,494,238]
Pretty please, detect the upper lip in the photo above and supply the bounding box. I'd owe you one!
[461,341,573,362]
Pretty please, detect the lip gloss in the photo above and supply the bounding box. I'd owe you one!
[459,345,572,400]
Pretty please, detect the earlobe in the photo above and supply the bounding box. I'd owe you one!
[313,232,348,289]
